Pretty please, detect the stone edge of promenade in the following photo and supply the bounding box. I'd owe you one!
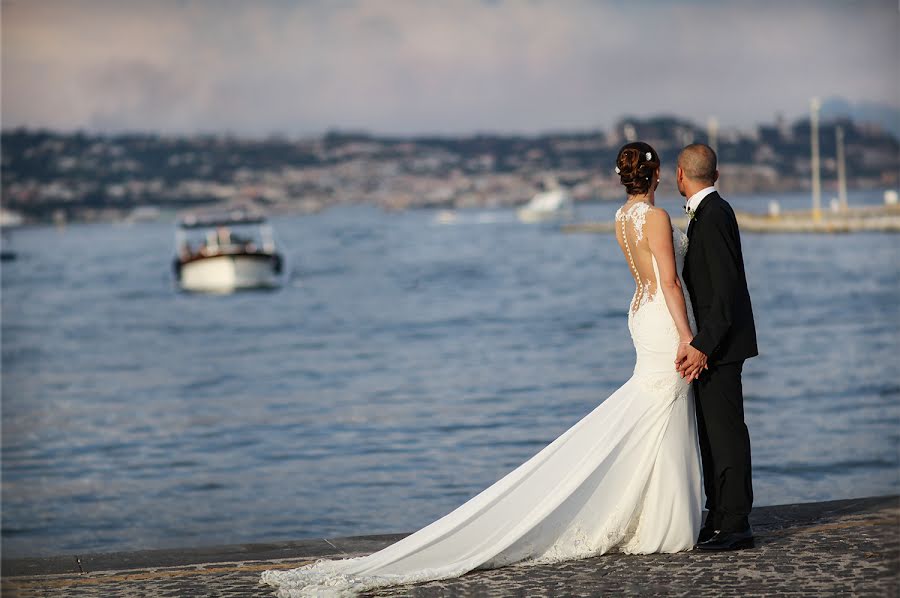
[2,494,898,579]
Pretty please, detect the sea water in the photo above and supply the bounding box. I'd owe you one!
[2,191,897,557]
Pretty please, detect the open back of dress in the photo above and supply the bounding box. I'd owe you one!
[615,201,661,318]
[260,206,702,597]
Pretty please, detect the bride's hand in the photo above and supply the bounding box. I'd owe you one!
[675,339,692,370]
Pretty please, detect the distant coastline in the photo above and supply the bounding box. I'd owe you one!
[2,113,897,224]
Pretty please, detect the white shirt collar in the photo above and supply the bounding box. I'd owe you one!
[685,186,716,213]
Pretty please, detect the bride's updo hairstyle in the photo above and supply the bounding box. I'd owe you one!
[615,142,660,196]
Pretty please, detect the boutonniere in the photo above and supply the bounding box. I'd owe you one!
[686,207,696,221]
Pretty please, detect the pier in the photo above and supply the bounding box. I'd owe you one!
[2,495,897,596]
[563,204,900,234]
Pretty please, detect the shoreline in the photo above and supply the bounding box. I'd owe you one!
[4,188,896,228]
[564,203,900,234]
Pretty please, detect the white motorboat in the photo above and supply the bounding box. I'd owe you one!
[517,183,574,223]
[173,208,284,293]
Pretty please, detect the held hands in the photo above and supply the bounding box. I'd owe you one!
[675,340,708,382]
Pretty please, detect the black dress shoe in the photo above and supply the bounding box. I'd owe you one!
[695,526,754,551]
[696,525,717,545]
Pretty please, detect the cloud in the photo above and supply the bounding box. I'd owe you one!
[1,0,898,136]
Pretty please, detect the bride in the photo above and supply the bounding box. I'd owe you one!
[260,142,702,597]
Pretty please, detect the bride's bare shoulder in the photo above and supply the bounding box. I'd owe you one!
[646,205,672,224]
[646,207,672,242]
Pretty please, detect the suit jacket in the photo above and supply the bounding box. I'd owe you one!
[682,191,758,364]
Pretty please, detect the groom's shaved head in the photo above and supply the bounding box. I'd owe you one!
[678,144,718,185]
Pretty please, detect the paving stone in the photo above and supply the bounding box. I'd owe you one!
[2,496,897,597]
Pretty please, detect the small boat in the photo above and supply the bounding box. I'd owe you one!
[173,207,284,293]
[517,182,574,223]
[0,208,24,228]
[434,210,458,225]
[125,205,162,224]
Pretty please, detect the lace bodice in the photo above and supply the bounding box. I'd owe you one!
[615,202,690,324]
[615,201,652,242]
[615,202,656,316]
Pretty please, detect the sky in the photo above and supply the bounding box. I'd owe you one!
[2,0,898,137]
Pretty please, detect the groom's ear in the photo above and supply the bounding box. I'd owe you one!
[713,169,719,183]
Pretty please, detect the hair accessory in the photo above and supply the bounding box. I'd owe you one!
[614,166,620,174]
[645,151,652,160]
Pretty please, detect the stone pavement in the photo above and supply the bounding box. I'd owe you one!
[2,495,897,597]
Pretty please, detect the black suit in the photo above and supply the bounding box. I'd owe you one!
[682,191,757,533]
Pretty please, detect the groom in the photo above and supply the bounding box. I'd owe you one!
[675,143,758,551]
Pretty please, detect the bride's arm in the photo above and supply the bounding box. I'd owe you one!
[646,209,693,343]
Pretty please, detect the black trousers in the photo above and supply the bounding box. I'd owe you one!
[693,360,753,532]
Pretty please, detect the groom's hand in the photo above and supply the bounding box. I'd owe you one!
[685,360,708,382]
[677,344,708,381]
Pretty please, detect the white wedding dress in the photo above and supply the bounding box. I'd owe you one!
[260,202,702,597]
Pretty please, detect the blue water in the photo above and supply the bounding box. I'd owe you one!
[2,191,898,558]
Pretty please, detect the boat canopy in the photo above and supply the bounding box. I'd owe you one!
[178,209,268,229]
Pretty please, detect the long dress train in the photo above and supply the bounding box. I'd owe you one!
[260,204,701,596]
